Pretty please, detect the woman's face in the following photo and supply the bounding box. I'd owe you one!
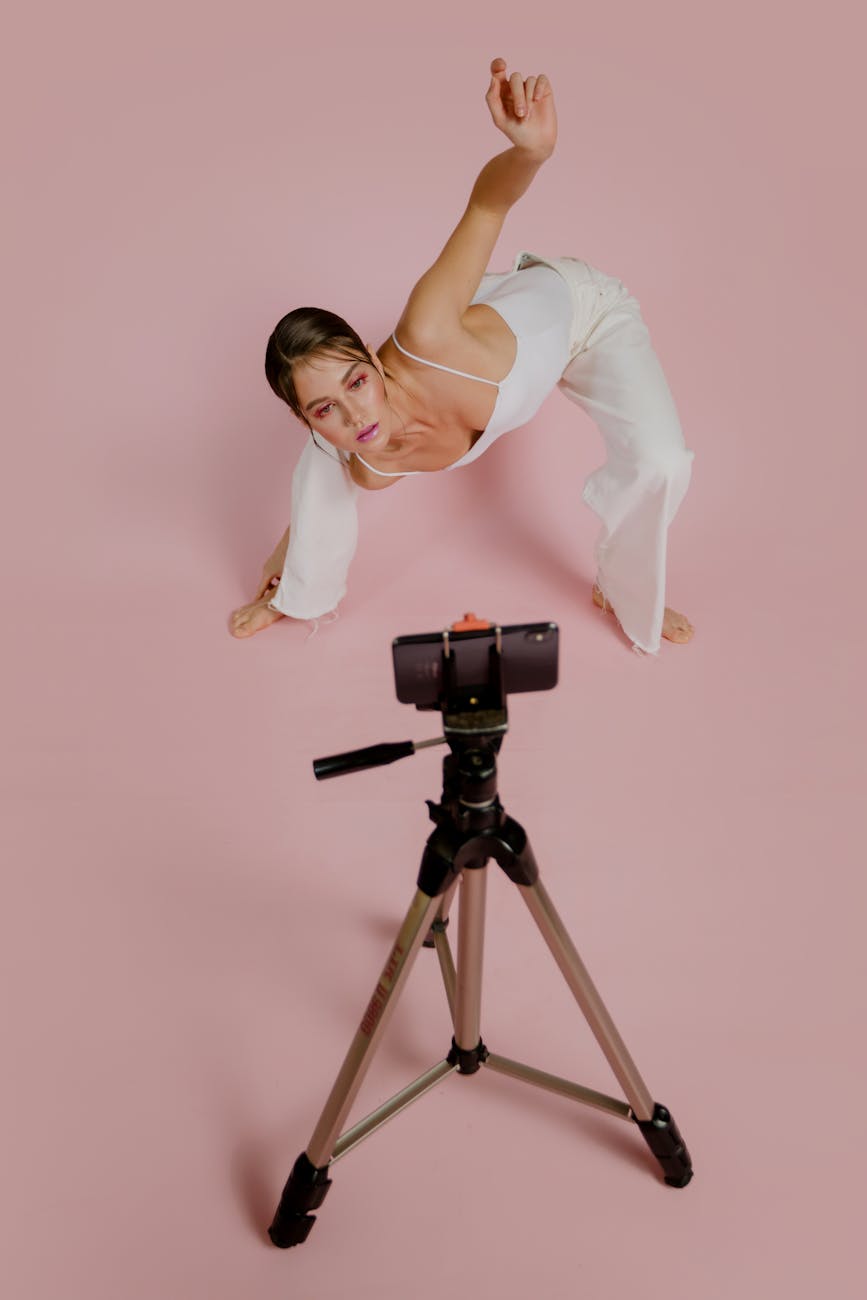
[292,347,391,454]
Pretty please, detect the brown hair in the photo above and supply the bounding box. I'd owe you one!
[265,307,397,430]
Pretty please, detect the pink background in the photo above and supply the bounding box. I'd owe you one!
[3,1,865,1296]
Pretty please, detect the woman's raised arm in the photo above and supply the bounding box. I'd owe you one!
[398,58,557,342]
[476,57,557,208]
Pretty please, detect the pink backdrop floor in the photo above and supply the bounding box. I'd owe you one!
[4,2,865,1297]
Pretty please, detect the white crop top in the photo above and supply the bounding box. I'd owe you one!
[355,261,572,477]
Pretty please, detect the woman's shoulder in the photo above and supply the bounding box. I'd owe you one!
[392,300,511,375]
[392,305,467,357]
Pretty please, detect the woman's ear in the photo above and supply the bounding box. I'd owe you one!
[365,343,385,377]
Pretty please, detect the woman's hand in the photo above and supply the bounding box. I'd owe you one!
[485,57,557,160]
[254,526,291,600]
[228,524,290,637]
[254,565,281,602]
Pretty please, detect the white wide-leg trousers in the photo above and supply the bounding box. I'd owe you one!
[546,257,695,656]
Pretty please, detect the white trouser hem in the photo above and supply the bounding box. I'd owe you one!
[267,597,341,639]
[304,609,340,640]
[595,576,661,659]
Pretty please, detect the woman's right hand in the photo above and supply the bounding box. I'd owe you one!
[254,527,290,600]
[485,57,556,159]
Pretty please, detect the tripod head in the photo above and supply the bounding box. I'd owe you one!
[312,615,558,781]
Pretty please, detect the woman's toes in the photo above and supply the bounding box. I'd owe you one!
[668,620,693,642]
[660,607,694,643]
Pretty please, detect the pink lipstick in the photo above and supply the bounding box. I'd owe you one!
[355,423,379,443]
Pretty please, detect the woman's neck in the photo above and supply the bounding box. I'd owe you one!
[378,355,436,451]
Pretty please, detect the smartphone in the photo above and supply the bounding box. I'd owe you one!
[392,621,559,708]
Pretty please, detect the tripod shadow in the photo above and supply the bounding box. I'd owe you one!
[202,1045,314,1242]
[564,1105,661,1179]
[230,1131,289,1241]
[480,1068,661,1180]
[361,906,416,946]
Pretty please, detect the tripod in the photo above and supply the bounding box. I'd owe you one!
[269,628,693,1248]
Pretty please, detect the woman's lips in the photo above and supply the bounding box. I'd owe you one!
[355,423,379,443]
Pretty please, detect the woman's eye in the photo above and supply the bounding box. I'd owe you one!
[314,374,365,419]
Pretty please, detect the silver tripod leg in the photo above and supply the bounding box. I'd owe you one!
[517,877,655,1121]
[431,878,460,1026]
[305,888,443,1168]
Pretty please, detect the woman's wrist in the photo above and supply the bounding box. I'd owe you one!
[514,141,553,164]
[471,145,547,214]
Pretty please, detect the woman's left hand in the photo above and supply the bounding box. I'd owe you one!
[485,57,557,159]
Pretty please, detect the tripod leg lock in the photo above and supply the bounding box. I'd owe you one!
[423,915,450,949]
[268,1151,333,1248]
[636,1103,693,1188]
[447,1036,489,1075]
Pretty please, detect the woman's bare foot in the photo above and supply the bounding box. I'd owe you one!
[229,595,286,638]
[592,583,694,644]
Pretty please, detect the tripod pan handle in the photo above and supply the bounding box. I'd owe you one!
[313,741,416,780]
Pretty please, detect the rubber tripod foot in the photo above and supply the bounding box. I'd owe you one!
[268,1152,332,1248]
[637,1103,693,1188]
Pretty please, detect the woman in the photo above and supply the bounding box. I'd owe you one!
[229,57,695,655]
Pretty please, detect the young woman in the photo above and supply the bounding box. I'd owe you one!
[229,57,695,656]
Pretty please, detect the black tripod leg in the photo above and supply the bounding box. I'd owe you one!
[517,876,693,1187]
[269,887,442,1247]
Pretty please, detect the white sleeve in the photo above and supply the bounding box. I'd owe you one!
[267,436,360,620]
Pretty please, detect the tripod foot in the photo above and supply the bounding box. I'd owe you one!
[268,1152,332,1248]
[637,1103,693,1188]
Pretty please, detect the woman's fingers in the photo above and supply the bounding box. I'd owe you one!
[493,61,545,109]
[509,71,526,116]
[487,58,507,107]
[487,59,553,131]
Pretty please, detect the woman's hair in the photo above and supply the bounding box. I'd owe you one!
[265,307,392,428]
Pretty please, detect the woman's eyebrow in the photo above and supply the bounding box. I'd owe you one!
[304,362,363,411]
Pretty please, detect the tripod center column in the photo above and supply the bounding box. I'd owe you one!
[454,863,488,1051]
